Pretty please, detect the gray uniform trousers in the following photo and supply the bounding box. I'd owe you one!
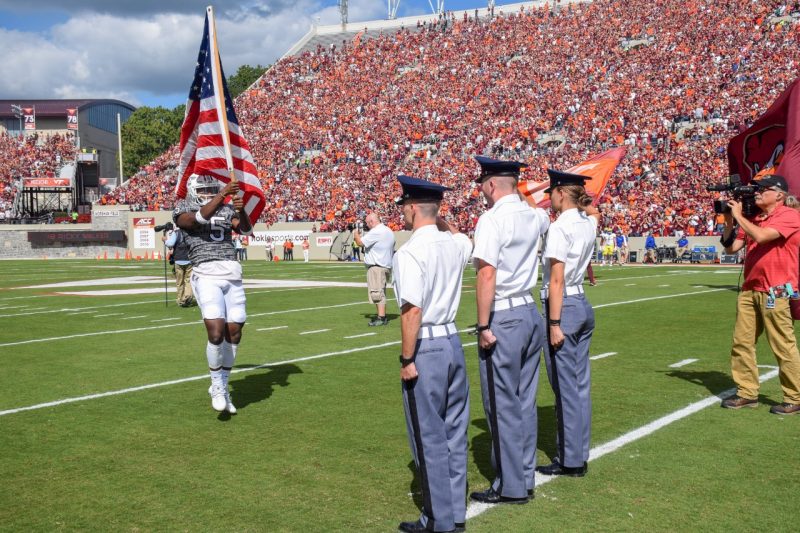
[402,333,470,532]
[478,302,545,498]
[544,294,595,468]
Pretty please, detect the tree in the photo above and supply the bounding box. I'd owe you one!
[226,64,268,98]
[120,105,184,178]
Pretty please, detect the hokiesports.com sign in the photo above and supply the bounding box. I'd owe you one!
[251,231,310,246]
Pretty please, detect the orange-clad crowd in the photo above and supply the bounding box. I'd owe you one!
[59,1,800,234]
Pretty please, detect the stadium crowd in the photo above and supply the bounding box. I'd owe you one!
[98,0,800,235]
[0,132,77,221]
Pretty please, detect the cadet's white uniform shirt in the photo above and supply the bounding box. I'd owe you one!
[361,223,395,268]
[542,208,599,289]
[472,194,550,298]
[393,225,473,326]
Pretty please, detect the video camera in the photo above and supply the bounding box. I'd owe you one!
[707,175,759,218]
[154,222,174,233]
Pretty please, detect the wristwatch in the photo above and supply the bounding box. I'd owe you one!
[476,324,491,333]
[399,354,416,367]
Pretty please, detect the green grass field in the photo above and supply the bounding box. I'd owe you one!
[1,259,798,532]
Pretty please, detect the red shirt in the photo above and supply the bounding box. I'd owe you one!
[737,205,800,292]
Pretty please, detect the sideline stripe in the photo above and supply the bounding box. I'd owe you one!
[465,368,780,520]
[0,301,364,348]
[151,318,182,323]
[0,290,726,349]
[257,326,288,332]
[669,358,698,368]
[299,329,330,336]
[344,333,377,339]
[594,288,726,309]
[120,315,148,320]
[590,352,617,361]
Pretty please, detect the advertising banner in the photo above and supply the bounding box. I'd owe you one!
[66,108,78,130]
[23,107,35,130]
[315,236,333,247]
[23,178,71,188]
[251,231,310,246]
[133,217,155,249]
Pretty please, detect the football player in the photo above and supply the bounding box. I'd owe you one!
[174,174,252,414]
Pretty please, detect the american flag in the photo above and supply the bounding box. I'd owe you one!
[176,10,265,224]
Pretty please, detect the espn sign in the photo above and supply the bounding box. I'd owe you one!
[316,236,333,247]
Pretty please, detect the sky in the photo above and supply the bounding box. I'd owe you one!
[0,1,494,108]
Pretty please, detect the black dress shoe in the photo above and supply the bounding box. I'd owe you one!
[398,520,458,533]
[535,461,587,477]
[454,523,465,533]
[469,487,529,504]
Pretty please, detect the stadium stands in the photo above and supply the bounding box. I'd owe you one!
[0,132,78,222]
[99,0,800,236]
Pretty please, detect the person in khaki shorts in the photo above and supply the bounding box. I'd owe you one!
[164,227,194,307]
[354,213,395,326]
[720,175,800,415]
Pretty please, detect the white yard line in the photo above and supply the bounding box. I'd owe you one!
[0,299,162,319]
[151,318,182,323]
[590,352,617,361]
[299,329,331,336]
[256,326,289,332]
[344,333,377,339]
[594,288,726,309]
[120,315,148,320]
[669,358,699,368]
[66,311,96,316]
[93,313,123,318]
[466,368,780,520]
[0,301,365,348]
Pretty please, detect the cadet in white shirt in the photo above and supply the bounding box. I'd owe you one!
[354,212,395,326]
[537,169,600,478]
[393,175,473,533]
[470,156,550,505]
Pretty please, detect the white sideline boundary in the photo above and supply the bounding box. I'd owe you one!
[0,288,729,349]
[0,301,365,348]
[465,368,780,521]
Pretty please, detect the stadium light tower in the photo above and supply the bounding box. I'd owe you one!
[428,1,445,15]
[388,0,400,19]
[339,0,348,25]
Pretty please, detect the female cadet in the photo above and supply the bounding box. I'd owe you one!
[536,169,600,477]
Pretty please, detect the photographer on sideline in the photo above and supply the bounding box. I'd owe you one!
[354,213,395,326]
[720,175,800,415]
[163,225,194,307]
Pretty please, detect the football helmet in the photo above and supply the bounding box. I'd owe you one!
[186,174,222,210]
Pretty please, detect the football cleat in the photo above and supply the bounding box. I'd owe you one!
[224,392,237,415]
[209,383,227,412]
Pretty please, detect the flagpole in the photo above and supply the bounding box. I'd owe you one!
[206,5,237,185]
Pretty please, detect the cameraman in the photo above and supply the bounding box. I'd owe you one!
[720,175,800,415]
[354,213,395,326]
[162,225,194,307]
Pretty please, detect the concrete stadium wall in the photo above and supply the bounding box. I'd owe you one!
[1,205,729,262]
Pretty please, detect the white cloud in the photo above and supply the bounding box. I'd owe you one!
[0,0,385,105]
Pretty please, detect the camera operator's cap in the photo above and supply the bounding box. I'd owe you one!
[395,175,452,205]
[544,168,593,193]
[755,174,789,193]
[474,156,528,183]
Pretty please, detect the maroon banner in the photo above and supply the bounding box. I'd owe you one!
[66,108,78,130]
[22,107,35,130]
[23,178,71,188]
[728,77,800,194]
